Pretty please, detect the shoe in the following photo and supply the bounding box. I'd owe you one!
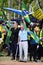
[37,59,41,62]
[30,60,32,62]
[34,59,37,62]
[19,59,23,62]
[19,60,23,62]
[11,57,15,60]
[22,59,27,62]
[23,60,27,62]
[6,55,10,56]
[41,60,43,62]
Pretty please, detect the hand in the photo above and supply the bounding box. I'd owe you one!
[37,45,39,49]
[30,22,34,26]
[17,42,19,45]
[40,37,42,40]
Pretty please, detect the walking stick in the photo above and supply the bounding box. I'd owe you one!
[15,45,18,60]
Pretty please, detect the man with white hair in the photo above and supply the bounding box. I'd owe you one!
[18,23,28,62]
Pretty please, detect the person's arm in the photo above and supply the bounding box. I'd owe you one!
[17,30,20,45]
[17,36,20,45]
[18,36,20,42]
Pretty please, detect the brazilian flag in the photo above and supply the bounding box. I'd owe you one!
[40,28,43,46]
[5,21,12,45]
[22,23,39,43]
[21,1,30,24]
[2,21,12,45]
[5,30,12,45]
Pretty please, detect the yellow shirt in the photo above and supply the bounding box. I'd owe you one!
[0,25,4,44]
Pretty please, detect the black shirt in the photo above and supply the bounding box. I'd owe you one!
[10,28,19,43]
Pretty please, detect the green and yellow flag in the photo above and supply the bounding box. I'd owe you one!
[32,5,43,20]
[22,23,39,43]
[40,28,43,46]
[21,1,31,24]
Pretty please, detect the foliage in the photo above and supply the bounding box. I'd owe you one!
[0,0,43,19]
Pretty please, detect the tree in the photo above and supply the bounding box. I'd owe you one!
[7,0,14,20]
[38,0,43,9]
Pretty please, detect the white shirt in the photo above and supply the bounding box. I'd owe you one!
[19,29,27,41]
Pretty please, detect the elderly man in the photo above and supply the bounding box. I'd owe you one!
[18,23,28,62]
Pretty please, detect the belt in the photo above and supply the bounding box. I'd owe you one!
[21,40,27,42]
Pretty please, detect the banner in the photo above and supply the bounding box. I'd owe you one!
[32,6,43,20]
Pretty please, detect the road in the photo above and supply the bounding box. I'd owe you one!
[0,57,43,65]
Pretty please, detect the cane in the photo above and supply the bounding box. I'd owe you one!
[15,45,18,60]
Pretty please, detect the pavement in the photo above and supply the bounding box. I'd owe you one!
[0,61,43,65]
[0,56,43,65]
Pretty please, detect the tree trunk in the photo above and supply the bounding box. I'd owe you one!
[7,0,13,20]
[29,4,32,13]
[36,0,39,6]
[18,0,20,18]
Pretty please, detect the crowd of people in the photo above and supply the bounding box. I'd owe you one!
[0,18,43,62]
